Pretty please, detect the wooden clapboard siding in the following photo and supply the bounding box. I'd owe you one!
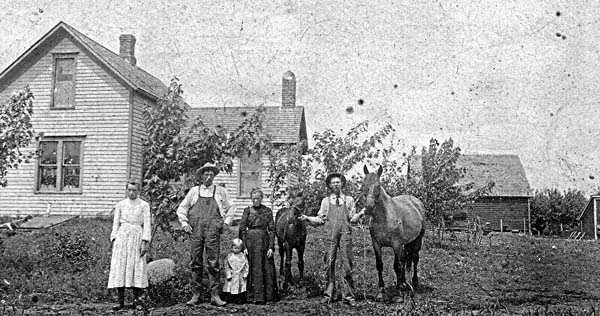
[465,197,530,231]
[579,197,599,239]
[130,94,152,182]
[212,155,292,220]
[0,35,131,216]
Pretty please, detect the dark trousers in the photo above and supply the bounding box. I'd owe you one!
[190,221,222,294]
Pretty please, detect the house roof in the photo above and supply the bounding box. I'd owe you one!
[577,195,600,221]
[0,21,167,99]
[410,154,532,197]
[187,106,307,144]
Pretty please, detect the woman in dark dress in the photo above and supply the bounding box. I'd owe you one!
[238,188,279,304]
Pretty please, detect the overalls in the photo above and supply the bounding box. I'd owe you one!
[323,196,355,300]
[188,187,224,296]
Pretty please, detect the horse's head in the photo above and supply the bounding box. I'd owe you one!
[288,192,306,222]
[362,165,383,208]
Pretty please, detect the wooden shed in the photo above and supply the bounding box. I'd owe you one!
[410,154,532,232]
[0,21,167,216]
[458,155,532,232]
[577,196,600,240]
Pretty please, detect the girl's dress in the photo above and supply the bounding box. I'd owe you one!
[223,252,249,295]
[107,198,151,288]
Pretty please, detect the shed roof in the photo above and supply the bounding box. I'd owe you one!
[0,21,167,99]
[188,106,307,144]
[410,154,531,197]
[577,195,600,221]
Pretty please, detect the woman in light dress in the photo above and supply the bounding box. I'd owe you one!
[107,179,151,310]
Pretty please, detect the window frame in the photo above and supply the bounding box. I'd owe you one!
[238,150,262,197]
[50,52,78,110]
[35,137,85,194]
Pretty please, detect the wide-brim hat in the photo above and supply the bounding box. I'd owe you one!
[325,172,346,189]
[197,162,220,176]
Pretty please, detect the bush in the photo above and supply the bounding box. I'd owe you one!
[50,231,94,272]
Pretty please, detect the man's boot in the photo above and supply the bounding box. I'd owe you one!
[186,271,202,306]
[210,287,227,307]
[186,288,202,306]
[112,287,125,311]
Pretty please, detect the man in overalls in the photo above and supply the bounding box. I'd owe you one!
[177,163,233,306]
[300,172,358,307]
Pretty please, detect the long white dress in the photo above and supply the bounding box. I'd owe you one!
[107,198,151,289]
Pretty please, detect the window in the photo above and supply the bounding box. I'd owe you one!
[51,54,77,108]
[239,150,261,196]
[37,138,83,192]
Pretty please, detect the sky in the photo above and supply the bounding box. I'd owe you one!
[1,0,599,194]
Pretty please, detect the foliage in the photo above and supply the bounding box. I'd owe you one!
[50,231,94,272]
[530,188,587,235]
[405,138,494,225]
[286,121,395,212]
[142,79,280,239]
[265,140,310,209]
[0,87,36,187]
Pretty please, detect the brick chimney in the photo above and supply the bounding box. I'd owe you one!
[119,34,136,66]
[282,70,296,108]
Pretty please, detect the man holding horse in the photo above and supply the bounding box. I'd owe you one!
[299,172,358,307]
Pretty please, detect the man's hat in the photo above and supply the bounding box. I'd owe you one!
[197,162,220,176]
[325,172,346,189]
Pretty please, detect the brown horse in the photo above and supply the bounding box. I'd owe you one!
[275,194,307,292]
[361,165,426,302]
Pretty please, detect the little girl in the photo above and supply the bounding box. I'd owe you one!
[222,238,249,303]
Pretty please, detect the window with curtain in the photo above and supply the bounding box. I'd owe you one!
[37,139,83,192]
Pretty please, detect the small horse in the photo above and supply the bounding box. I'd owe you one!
[361,165,426,302]
[275,195,307,291]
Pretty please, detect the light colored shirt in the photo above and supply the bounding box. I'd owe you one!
[110,198,151,242]
[176,184,234,228]
[317,193,357,220]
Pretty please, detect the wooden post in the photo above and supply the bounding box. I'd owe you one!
[527,198,532,236]
[594,198,598,240]
[523,218,526,234]
[500,219,503,233]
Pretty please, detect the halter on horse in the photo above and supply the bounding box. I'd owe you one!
[361,165,426,303]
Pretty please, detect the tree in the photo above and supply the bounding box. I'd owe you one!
[142,79,277,239]
[530,188,586,235]
[0,87,36,187]
[285,121,395,214]
[405,138,494,225]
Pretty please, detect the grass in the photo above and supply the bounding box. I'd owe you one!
[1,218,599,315]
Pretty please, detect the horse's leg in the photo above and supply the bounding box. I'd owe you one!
[392,245,407,303]
[297,240,305,282]
[411,231,424,288]
[372,241,385,301]
[284,241,293,291]
[278,237,285,277]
